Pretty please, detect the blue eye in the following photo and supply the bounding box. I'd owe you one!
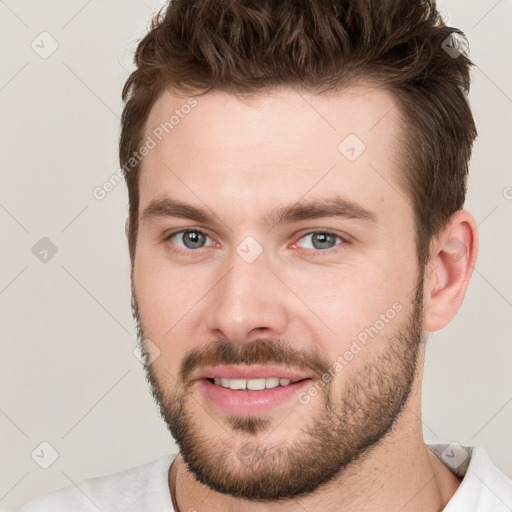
[295,231,344,252]
[166,229,213,251]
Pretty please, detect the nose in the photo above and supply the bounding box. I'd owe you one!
[204,246,290,344]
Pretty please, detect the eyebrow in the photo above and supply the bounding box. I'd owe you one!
[140,194,378,228]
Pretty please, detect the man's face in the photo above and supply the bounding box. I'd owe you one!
[132,85,426,500]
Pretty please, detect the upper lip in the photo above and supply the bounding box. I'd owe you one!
[192,365,312,381]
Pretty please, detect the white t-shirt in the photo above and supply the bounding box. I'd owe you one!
[11,444,512,511]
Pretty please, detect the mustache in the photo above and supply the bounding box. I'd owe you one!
[180,338,331,384]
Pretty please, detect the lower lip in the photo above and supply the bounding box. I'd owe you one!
[198,378,312,415]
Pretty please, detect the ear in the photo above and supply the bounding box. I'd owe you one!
[422,209,478,333]
[125,217,130,239]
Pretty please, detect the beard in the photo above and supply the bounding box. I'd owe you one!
[132,272,425,502]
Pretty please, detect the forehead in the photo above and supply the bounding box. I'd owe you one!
[138,84,410,227]
[143,84,401,157]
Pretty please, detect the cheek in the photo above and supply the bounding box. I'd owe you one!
[133,266,189,371]
[298,268,412,398]
[133,253,180,336]
[133,249,216,342]
[288,258,409,341]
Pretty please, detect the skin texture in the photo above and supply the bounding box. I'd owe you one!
[129,85,478,511]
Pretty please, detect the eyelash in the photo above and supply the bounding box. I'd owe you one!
[163,228,350,257]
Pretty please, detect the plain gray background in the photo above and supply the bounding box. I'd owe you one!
[1,0,511,509]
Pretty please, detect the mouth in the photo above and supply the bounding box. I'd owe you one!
[207,376,306,391]
[194,365,314,415]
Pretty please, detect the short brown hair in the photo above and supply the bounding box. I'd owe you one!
[119,0,477,268]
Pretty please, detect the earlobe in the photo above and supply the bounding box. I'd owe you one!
[422,210,478,332]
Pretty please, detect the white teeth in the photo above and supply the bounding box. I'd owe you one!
[212,377,299,390]
[265,377,280,389]
[228,379,246,390]
[247,378,266,391]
